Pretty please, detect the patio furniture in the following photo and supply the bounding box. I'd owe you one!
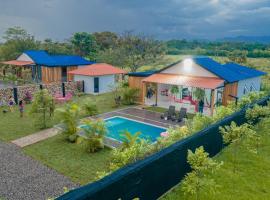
[172,107,187,122]
[160,105,176,120]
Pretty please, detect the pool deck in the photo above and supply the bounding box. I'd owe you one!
[93,107,183,128]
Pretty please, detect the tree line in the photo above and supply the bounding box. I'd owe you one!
[0,27,165,72]
[166,39,270,58]
[1,26,269,73]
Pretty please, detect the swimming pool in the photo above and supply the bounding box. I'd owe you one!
[105,116,166,142]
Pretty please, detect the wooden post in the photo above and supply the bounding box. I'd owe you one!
[142,81,146,105]
[155,83,158,106]
[210,89,215,115]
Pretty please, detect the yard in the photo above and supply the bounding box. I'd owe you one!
[161,118,270,200]
[0,92,127,141]
[23,134,112,185]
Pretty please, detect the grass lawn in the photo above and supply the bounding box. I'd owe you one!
[23,134,112,185]
[161,118,270,200]
[0,92,127,141]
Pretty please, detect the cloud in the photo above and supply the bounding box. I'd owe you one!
[0,0,269,40]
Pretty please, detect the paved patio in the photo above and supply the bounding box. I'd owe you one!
[0,141,77,200]
[94,107,183,128]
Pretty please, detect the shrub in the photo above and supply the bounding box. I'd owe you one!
[237,91,266,108]
[83,102,98,116]
[155,126,190,151]
[56,103,81,142]
[219,122,256,171]
[79,119,107,153]
[122,88,139,105]
[182,146,222,200]
[30,89,54,129]
[186,113,213,133]
[120,131,142,149]
[110,140,151,171]
[245,103,270,123]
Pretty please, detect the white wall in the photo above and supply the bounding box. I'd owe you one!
[237,77,262,98]
[161,60,218,78]
[74,74,116,94]
[99,75,115,94]
[17,53,34,62]
[74,75,94,94]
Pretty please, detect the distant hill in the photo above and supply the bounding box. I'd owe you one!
[220,36,270,44]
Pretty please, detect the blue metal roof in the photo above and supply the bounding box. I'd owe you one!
[128,70,157,77]
[24,50,94,67]
[192,56,266,83]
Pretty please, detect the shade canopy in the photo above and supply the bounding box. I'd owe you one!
[1,60,34,66]
[143,73,224,89]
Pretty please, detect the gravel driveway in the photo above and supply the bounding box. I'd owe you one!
[0,141,77,200]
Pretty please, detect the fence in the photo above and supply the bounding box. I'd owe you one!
[57,96,270,200]
[0,81,83,105]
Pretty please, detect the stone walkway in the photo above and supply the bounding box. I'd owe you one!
[0,141,77,200]
[11,128,59,147]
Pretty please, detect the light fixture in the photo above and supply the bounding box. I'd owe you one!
[183,58,193,72]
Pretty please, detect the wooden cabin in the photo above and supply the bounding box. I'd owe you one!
[2,50,94,84]
[128,57,266,115]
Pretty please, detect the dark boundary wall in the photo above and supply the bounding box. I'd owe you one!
[58,96,270,200]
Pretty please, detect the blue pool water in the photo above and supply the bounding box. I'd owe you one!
[103,116,166,142]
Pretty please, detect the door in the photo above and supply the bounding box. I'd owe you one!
[94,77,99,93]
[61,67,67,82]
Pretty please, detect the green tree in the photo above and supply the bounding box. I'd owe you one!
[41,38,74,55]
[56,103,81,142]
[182,146,222,200]
[97,31,166,72]
[219,122,256,172]
[93,31,118,50]
[227,50,248,64]
[71,32,98,59]
[30,89,54,129]
[0,27,40,60]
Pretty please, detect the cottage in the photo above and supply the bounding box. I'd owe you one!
[68,63,126,94]
[129,56,266,115]
[2,50,94,83]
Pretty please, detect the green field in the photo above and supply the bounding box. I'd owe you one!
[161,118,270,200]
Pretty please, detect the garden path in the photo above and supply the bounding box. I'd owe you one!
[11,127,59,147]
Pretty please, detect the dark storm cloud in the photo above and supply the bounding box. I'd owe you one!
[0,0,269,40]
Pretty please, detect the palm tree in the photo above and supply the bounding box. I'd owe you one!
[120,130,142,149]
[80,119,107,153]
[56,103,81,142]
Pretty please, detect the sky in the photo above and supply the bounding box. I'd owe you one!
[0,0,270,41]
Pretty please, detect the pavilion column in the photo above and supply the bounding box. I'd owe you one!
[210,89,215,115]
[155,83,158,106]
[142,81,146,105]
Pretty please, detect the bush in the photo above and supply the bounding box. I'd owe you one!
[30,89,54,129]
[83,102,98,116]
[79,119,107,153]
[122,88,139,105]
[245,103,270,123]
[56,103,81,142]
